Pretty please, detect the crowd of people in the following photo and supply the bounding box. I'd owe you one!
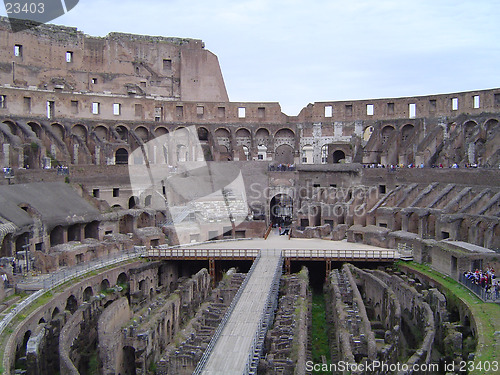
[362,162,486,169]
[463,268,499,299]
[269,163,296,171]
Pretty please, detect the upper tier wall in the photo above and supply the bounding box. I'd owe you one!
[0,17,228,102]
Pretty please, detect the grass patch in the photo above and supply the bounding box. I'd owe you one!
[398,262,500,375]
[311,292,330,373]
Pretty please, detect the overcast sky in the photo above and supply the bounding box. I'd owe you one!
[3,0,500,115]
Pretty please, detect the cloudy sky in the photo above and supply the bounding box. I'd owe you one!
[3,0,500,115]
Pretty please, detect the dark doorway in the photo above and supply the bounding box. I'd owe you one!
[115,148,129,165]
[270,194,293,226]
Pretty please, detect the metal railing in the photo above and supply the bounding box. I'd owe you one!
[459,274,500,302]
[145,247,260,260]
[193,252,262,374]
[39,247,145,290]
[283,249,398,260]
[0,247,145,339]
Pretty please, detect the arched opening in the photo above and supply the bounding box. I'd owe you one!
[65,295,78,314]
[84,221,99,240]
[255,128,270,146]
[137,212,152,228]
[15,232,30,253]
[27,122,42,138]
[67,224,81,242]
[235,128,251,155]
[492,224,500,251]
[485,119,499,137]
[1,233,13,257]
[459,219,470,242]
[128,196,139,209]
[116,125,128,141]
[15,330,31,370]
[100,279,110,292]
[408,212,419,234]
[154,126,169,138]
[117,272,128,286]
[50,123,65,139]
[270,194,293,227]
[427,214,436,239]
[119,215,134,234]
[197,127,209,141]
[52,307,60,318]
[138,279,146,293]
[72,124,87,140]
[122,346,137,374]
[144,195,152,207]
[275,144,294,165]
[50,226,64,247]
[464,121,477,140]
[94,125,108,141]
[83,286,93,302]
[332,150,346,164]
[115,148,129,165]
[394,211,402,231]
[215,128,231,161]
[401,124,415,143]
[135,126,149,142]
[381,125,395,144]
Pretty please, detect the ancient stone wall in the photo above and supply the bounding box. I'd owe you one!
[260,268,310,374]
[373,270,435,371]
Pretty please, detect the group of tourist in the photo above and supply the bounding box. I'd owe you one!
[363,163,486,169]
[269,164,296,171]
[463,268,499,299]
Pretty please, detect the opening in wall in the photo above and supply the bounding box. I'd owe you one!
[366,104,374,116]
[451,97,458,111]
[47,101,55,119]
[14,44,22,57]
[238,107,246,118]
[345,104,352,116]
[163,59,172,70]
[23,97,31,112]
[324,105,333,117]
[473,95,480,109]
[66,51,73,63]
[113,103,121,116]
[409,103,416,118]
[71,100,78,114]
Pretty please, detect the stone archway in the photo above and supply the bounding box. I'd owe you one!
[115,148,129,165]
[270,193,293,226]
[332,150,346,163]
[275,144,294,165]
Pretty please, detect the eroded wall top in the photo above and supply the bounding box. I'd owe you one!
[0,17,229,102]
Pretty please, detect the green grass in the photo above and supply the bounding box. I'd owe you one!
[398,262,500,375]
[310,292,330,373]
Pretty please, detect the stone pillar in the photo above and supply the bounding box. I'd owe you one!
[2,143,9,168]
[73,144,79,164]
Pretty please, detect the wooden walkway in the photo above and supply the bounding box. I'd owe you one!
[199,249,282,375]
